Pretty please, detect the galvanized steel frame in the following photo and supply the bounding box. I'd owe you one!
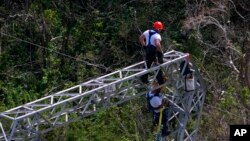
[0,50,206,141]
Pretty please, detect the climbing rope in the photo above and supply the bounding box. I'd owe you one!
[155,108,163,141]
[157,108,163,132]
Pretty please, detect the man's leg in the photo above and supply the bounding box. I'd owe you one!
[161,109,170,137]
[155,51,165,85]
[153,112,159,127]
[157,51,163,64]
[140,59,152,84]
[156,69,164,85]
[140,49,154,84]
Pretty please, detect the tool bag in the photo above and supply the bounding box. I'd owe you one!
[184,73,195,92]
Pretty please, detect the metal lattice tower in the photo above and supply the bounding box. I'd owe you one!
[0,50,206,141]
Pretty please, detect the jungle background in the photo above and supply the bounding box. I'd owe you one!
[0,0,250,141]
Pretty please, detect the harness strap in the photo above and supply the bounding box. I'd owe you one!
[147,30,156,47]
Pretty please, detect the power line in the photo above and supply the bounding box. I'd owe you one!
[0,32,111,71]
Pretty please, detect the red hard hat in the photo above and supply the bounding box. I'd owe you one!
[153,21,163,30]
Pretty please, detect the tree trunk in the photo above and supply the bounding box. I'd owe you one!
[240,40,250,91]
[245,47,250,90]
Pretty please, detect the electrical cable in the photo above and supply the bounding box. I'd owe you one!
[0,32,111,71]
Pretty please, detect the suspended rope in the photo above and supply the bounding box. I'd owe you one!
[155,108,163,141]
[157,108,163,132]
[0,32,111,72]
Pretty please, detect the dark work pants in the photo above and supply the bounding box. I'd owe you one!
[140,46,164,84]
[154,108,168,137]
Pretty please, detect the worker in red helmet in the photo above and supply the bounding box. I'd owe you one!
[139,21,164,85]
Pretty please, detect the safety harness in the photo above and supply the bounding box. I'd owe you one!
[147,30,156,47]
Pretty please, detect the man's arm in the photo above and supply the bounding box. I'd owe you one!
[155,39,164,64]
[155,39,163,53]
[139,34,146,46]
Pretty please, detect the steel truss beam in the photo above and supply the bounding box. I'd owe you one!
[0,50,206,141]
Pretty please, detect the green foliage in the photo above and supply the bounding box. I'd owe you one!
[241,87,250,106]
[44,9,56,23]
[220,87,236,109]
[0,0,249,140]
[41,100,153,141]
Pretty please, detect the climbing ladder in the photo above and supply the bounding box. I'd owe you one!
[0,50,206,141]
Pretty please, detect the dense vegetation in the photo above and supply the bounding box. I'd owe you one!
[0,0,249,140]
